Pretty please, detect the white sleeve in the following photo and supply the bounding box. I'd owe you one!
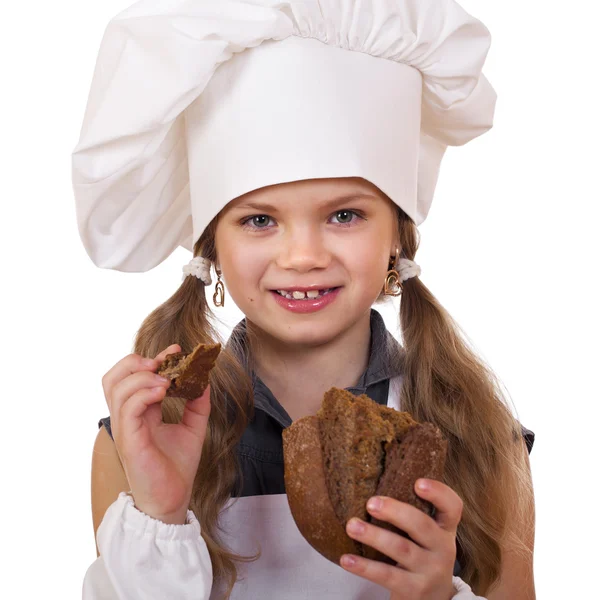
[451,576,487,599]
[82,492,212,599]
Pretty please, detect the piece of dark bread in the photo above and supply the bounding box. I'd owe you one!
[157,342,221,401]
[318,390,402,526]
[282,387,447,566]
[362,422,448,563]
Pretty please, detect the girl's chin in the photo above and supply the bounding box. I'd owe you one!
[247,303,370,348]
[265,326,345,349]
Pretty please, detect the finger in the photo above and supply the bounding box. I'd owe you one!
[181,384,212,438]
[119,384,168,435]
[102,354,163,412]
[414,479,463,535]
[110,370,171,417]
[366,496,439,551]
[339,552,411,594]
[346,517,425,571]
[153,344,182,363]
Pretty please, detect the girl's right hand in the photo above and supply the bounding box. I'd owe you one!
[102,344,211,524]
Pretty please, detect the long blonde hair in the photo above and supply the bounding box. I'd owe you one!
[132,206,533,598]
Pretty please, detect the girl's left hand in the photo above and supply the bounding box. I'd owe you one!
[340,478,462,600]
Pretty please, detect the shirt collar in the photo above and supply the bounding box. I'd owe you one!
[226,309,404,417]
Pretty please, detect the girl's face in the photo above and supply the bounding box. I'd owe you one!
[214,177,399,347]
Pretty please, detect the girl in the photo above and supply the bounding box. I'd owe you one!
[73,1,535,599]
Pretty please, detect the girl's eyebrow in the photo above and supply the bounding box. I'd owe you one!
[233,194,377,212]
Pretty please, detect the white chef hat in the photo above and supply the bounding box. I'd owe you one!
[71,0,496,273]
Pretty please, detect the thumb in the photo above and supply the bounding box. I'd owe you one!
[181,384,212,441]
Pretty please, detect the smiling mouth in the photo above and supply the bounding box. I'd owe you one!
[272,287,340,300]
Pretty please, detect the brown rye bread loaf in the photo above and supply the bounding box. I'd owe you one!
[282,387,448,565]
[157,342,221,401]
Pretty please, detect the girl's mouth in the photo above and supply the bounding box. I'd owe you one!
[274,288,338,300]
[269,287,342,314]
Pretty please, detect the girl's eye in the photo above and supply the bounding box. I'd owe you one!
[330,210,363,226]
[241,210,365,230]
[241,215,274,230]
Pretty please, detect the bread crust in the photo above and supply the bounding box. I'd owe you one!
[282,415,361,563]
[157,342,221,401]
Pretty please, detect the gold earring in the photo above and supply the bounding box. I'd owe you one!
[213,267,225,307]
[383,247,403,296]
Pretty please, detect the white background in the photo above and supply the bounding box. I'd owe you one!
[1,1,598,598]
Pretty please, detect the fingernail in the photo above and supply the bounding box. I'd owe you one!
[347,519,365,535]
[341,555,357,568]
[367,497,382,511]
[144,359,156,367]
[156,375,170,383]
[417,479,431,491]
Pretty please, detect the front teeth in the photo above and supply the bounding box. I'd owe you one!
[276,288,333,300]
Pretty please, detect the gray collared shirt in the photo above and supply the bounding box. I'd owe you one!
[231,308,403,431]
[227,309,403,497]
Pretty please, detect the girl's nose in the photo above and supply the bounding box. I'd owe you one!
[276,229,331,273]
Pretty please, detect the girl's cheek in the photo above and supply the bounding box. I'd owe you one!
[225,252,270,293]
[236,253,270,279]
[346,249,387,284]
